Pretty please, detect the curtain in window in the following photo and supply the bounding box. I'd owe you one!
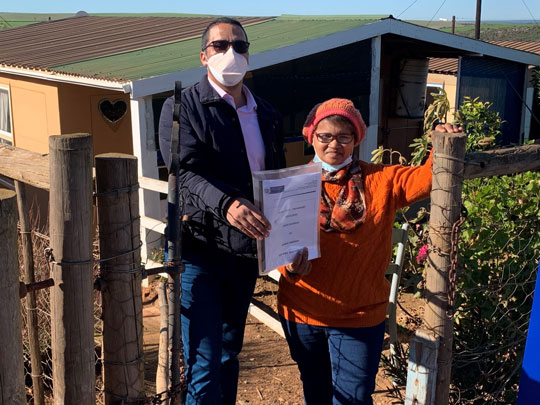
[0,88,12,134]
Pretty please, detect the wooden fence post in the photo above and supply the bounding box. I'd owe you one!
[156,282,169,395]
[49,134,95,404]
[0,189,25,404]
[167,274,182,398]
[15,181,45,405]
[95,153,145,404]
[405,329,439,404]
[424,131,467,404]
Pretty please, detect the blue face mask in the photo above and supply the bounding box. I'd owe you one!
[313,153,353,173]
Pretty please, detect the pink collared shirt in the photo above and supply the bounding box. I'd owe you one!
[208,78,265,172]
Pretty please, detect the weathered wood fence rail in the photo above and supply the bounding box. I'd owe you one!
[1,138,539,404]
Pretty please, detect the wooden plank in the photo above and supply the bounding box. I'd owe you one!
[139,175,168,194]
[0,189,26,404]
[15,181,45,405]
[156,283,169,395]
[464,143,540,179]
[359,35,381,162]
[0,144,49,190]
[130,97,162,263]
[49,134,95,404]
[405,329,439,405]
[141,215,166,235]
[248,303,285,338]
[425,132,467,404]
[95,153,144,404]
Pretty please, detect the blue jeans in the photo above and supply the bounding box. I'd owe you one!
[181,251,258,405]
[280,318,385,405]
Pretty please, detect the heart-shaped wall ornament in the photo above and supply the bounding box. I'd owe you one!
[98,99,127,123]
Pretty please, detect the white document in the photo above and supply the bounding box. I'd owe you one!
[252,163,322,275]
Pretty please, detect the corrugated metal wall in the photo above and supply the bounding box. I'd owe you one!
[248,39,372,140]
[458,56,525,145]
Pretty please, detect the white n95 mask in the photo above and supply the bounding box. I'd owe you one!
[207,47,248,87]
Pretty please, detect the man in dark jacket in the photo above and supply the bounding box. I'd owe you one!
[159,17,285,405]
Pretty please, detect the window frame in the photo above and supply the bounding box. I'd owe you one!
[0,84,14,145]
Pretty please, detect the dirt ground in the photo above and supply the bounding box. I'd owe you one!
[142,277,423,405]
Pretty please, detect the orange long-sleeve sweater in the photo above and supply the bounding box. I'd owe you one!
[277,156,433,328]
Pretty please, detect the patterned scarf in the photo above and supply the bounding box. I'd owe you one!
[319,159,366,233]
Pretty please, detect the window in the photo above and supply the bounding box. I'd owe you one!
[0,85,13,145]
[425,83,444,110]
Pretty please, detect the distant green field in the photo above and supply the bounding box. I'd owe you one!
[0,20,35,28]
[0,12,73,29]
[1,12,539,42]
[441,22,537,32]
[441,23,540,41]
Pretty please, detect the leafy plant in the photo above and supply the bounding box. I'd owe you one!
[389,92,539,403]
[149,247,165,264]
[455,97,503,152]
[409,88,452,166]
[423,88,450,135]
[370,145,407,165]
[452,171,540,403]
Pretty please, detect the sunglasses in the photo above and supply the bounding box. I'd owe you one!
[315,133,355,144]
[203,40,250,54]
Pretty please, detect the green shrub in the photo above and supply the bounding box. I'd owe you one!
[452,171,540,403]
[395,92,540,403]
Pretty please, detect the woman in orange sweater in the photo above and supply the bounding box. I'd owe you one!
[278,98,461,405]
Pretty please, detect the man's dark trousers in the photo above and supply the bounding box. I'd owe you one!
[181,248,258,405]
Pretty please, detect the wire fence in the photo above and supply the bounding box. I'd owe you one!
[387,170,540,404]
[13,163,539,404]
[17,215,187,404]
[449,172,539,404]
[18,223,105,404]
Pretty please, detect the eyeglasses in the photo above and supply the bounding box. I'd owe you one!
[315,133,355,144]
[203,40,250,54]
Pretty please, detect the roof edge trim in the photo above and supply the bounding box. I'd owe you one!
[387,19,540,66]
[0,66,128,92]
[130,67,206,99]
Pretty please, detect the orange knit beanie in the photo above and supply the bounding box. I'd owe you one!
[302,98,366,146]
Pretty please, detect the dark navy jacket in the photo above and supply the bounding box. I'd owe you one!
[174,76,285,258]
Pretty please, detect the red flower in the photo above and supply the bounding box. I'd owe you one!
[416,244,429,264]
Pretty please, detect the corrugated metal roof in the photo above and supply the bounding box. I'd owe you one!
[429,40,540,75]
[489,40,540,55]
[428,58,459,75]
[1,15,538,84]
[0,15,271,69]
[50,18,377,81]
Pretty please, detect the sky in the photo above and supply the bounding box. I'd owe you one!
[1,0,539,22]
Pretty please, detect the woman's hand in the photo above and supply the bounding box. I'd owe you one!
[285,247,312,276]
[431,122,463,136]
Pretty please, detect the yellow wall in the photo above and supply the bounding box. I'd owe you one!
[0,73,133,156]
[0,73,61,153]
[284,140,313,167]
[427,73,458,116]
[57,83,132,156]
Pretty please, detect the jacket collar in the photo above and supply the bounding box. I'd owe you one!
[199,74,231,105]
[198,74,274,126]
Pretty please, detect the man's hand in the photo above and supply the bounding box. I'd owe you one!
[285,248,312,276]
[432,122,463,136]
[225,198,271,240]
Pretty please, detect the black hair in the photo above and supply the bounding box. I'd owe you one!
[201,17,248,50]
[316,115,357,136]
